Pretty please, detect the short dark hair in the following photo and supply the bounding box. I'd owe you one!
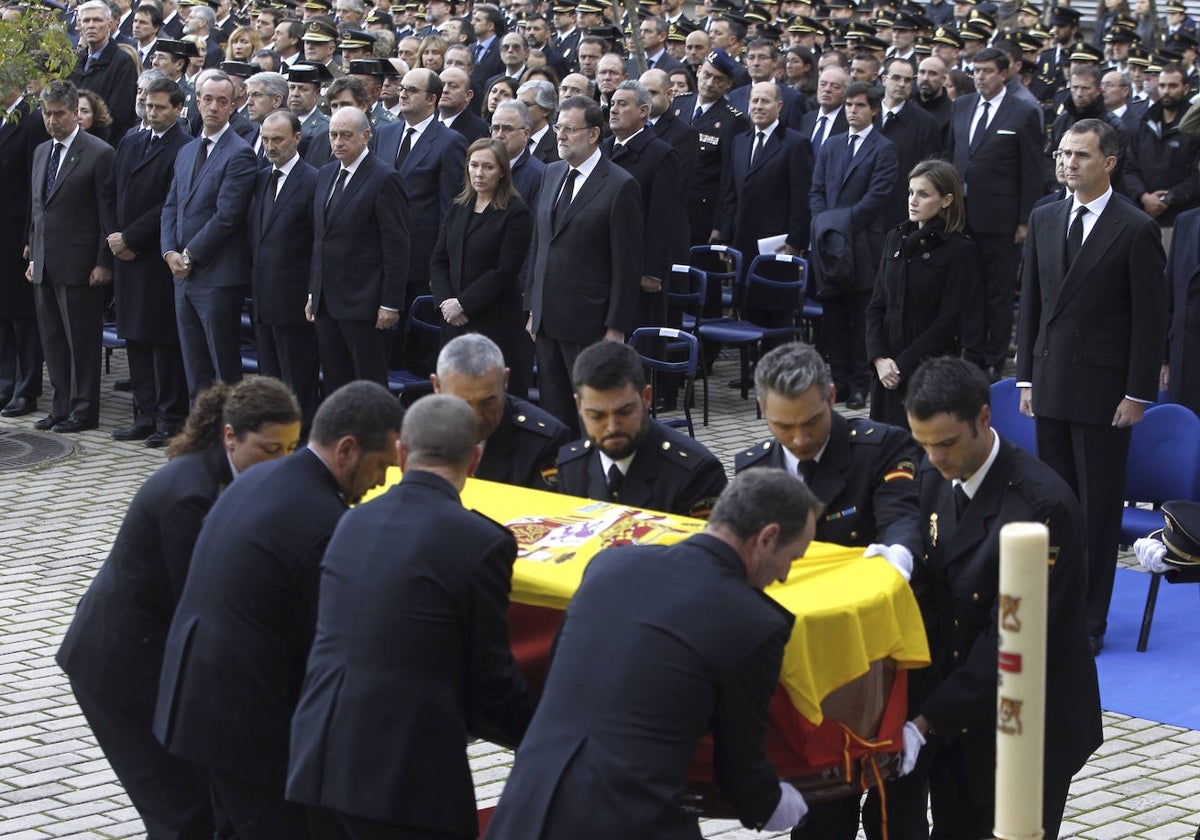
[572,340,646,393]
[844,80,881,109]
[716,17,746,43]
[1067,117,1120,159]
[973,47,1009,72]
[1070,64,1103,87]
[144,75,185,107]
[578,35,608,53]
[883,56,914,76]
[559,94,604,129]
[475,3,506,36]
[310,381,405,453]
[747,37,778,57]
[263,107,302,134]
[401,394,478,469]
[992,37,1021,64]
[327,75,370,106]
[41,79,79,107]
[904,357,991,425]
[135,3,163,28]
[709,469,824,544]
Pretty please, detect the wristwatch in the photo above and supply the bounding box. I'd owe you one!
[181,249,192,268]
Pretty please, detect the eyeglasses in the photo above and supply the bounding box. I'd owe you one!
[399,84,429,95]
[490,123,524,133]
[553,124,590,134]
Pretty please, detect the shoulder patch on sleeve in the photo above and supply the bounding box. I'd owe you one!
[884,459,917,482]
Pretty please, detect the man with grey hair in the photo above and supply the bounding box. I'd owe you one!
[602,79,685,329]
[431,333,568,489]
[182,4,223,69]
[734,339,922,840]
[132,68,170,130]
[71,0,138,140]
[244,71,288,156]
[488,468,821,839]
[439,66,489,142]
[517,77,558,162]
[287,392,534,838]
[492,99,544,205]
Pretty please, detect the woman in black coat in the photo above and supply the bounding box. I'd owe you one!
[866,159,983,428]
[55,377,301,839]
[430,137,534,395]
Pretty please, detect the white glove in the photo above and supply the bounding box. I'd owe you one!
[898,720,926,777]
[1134,537,1170,574]
[864,543,913,582]
[762,781,809,831]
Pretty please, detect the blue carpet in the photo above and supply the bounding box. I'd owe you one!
[1097,567,1200,728]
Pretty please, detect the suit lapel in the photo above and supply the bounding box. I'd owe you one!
[262,167,302,238]
[553,159,608,237]
[749,128,783,175]
[47,138,84,203]
[810,415,850,503]
[940,439,1008,564]
[971,94,1012,157]
[400,122,436,176]
[184,131,230,205]
[841,130,875,184]
[1048,198,1126,319]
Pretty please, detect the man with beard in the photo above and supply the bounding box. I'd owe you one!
[915,55,953,142]
[1123,63,1200,233]
[555,341,727,518]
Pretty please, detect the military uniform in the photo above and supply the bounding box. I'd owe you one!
[371,101,397,124]
[477,395,571,491]
[670,92,748,244]
[735,412,921,552]
[299,108,330,139]
[556,420,728,519]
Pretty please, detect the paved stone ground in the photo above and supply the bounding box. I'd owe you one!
[1,353,1197,839]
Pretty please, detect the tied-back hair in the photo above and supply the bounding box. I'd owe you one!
[908,159,966,233]
[166,376,301,459]
[456,138,517,209]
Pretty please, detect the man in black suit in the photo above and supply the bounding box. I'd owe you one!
[669,49,748,245]
[154,382,404,837]
[809,82,899,410]
[728,39,808,131]
[1016,119,1168,654]
[517,79,559,163]
[798,66,850,167]
[71,0,139,143]
[375,68,466,305]
[493,101,546,207]
[915,56,953,145]
[525,95,643,435]
[131,4,163,69]
[469,3,506,86]
[438,66,490,143]
[486,468,821,839]
[161,71,258,400]
[432,334,568,490]
[734,341,924,840]
[603,80,685,330]
[556,341,727,518]
[947,47,1044,381]
[104,77,190,447]
[716,81,813,263]
[0,84,47,420]
[307,107,410,392]
[248,110,321,429]
[640,68,697,189]
[27,81,115,434]
[288,395,535,840]
[904,357,1102,840]
[879,56,943,228]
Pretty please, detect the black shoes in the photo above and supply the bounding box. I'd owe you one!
[846,391,867,410]
[144,431,171,448]
[112,423,155,442]
[1,397,37,417]
[33,415,65,431]
[51,416,98,434]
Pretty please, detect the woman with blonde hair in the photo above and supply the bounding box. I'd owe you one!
[224,24,263,61]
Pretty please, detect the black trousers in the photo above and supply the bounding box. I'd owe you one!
[822,289,872,397]
[71,681,215,840]
[534,332,586,438]
[207,768,311,840]
[314,313,390,395]
[34,280,103,422]
[174,281,245,401]
[254,321,321,430]
[1036,415,1132,638]
[307,808,472,840]
[126,339,188,432]
[971,232,1021,373]
[0,315,43,403]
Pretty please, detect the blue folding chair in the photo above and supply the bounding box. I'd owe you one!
[630,327,701,437]
[667,264,709,424]
[689,244,743,315]
[696,254,808,403]
[386,296,441,403]
[1122,403,1200,546]
[989,378,1036,455]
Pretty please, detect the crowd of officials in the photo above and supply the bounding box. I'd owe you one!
[4,0,1199,834]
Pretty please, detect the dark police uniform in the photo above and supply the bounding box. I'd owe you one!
[477,395,570,491]
[556,420,728,518]
[735,413,921,551]
[670,92,748,244]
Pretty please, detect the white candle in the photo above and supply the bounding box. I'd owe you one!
[994,522,1049,840]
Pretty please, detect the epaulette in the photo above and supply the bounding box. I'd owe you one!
[846,417,888,445]
[557,439,593,464]
[734,438,777,470]
[658,434,710,471]
[512,408,562,440]
[722,101,744,118]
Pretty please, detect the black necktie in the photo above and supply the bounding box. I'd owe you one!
[553,168,579,226]
[798,460,815,485]
[191,137,211,187]
[969,100,990,152]
[884,110,895,129]
[395,126,415,169]
[44,142,63,201]
[145,134,160,159]
[1066,205,1087,266]
[812,115,828,157]
[262,168,283,226]
[325,167,348,213]
[751,130,765,166]
[954,484,970,518]
[607,463,624,500]
[692,104,703,124]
